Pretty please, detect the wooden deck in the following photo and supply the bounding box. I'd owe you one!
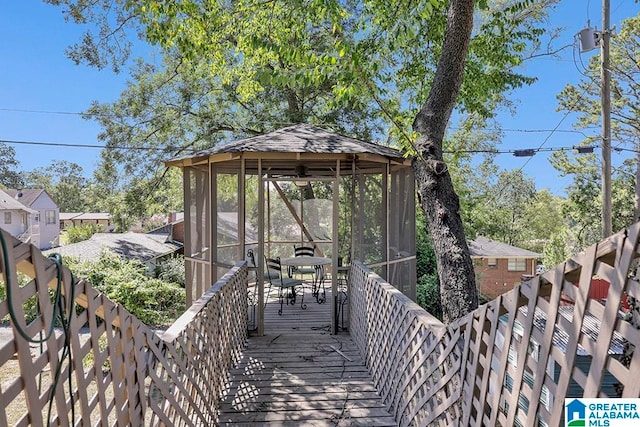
[218,286,396,426]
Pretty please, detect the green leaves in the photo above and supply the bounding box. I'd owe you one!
[50,0,559,153]
[24,161,88,212]
[0,142,23,189]
[67,251,186,326]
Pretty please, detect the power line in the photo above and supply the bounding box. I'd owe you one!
[0,106,604,137]
[0,138,168,151]
[444,145,609,155]
[0,107,85,116]
[3,137,635,155]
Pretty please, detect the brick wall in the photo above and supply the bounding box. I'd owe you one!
[172,221,185,244]
[474,257,537,300]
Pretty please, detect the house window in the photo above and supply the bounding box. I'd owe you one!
[4,212,11,224]
[45,210,56,225]
[487,258,497,268]
[508,258,526,272]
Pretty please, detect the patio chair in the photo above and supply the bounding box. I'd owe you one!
[265,256,306,315]
[247,249,280,281]
[246,249,283,309]
[290,244,318,288]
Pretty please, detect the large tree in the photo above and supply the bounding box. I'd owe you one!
[24,160,88,212]
[551,151,635,250]
[0,142,24,189]
[410,0,478,320]
[48,0,557,321]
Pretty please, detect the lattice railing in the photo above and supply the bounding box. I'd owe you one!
[0,228,152,425]
[349,262,462,426]
[350,221,640,426]
[0,229,247,426]
[146,263,247,426]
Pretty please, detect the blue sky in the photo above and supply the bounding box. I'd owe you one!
[1,0,638,195]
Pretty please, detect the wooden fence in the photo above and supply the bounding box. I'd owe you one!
[0,229,247,426]
[350,221,640,426]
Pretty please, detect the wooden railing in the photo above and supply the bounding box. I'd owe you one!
[0,229,247,426]
[146,263,247,426]
[6,219,640,426]
[350,221,640,426]
[350,262,462,426]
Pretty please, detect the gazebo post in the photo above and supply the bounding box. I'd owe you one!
[238,158,246,263]
[383,161,389,280]
[257,159,265,336]
[210,162,217,292]
[331,160,340,334]
[182,167,193,306]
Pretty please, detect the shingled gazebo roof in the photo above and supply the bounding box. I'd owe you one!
[166,124,408,168]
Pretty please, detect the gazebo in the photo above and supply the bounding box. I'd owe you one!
[165,124,416,334]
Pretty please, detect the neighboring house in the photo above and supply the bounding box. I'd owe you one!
[147,213,185,246]
[468,236,540,300]
[47,231,183,273]
[60,212,112,231]
[59,212,81,230]
[0,189,37,245]
[2,189,59,250]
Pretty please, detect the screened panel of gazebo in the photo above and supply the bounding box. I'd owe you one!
[172,125,417,328]
[184,165,211,305]
[388,166,416,297]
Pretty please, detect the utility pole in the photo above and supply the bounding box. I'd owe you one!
[635,147,640,221]
[601,0,612,237]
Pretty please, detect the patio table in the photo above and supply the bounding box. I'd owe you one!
[280,256,332,302]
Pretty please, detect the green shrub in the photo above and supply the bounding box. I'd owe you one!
[155,255,185,287]
[0,274,43,325]
[65,251,185,326]
[1,252,185,328]
[416,273,442,321]
[62,223,103,244]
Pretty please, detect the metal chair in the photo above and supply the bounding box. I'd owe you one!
[291,244,318,294]
[247,249,280,281]
[265,256,306,315]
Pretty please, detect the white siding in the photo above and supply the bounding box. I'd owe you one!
[0,210,27,238]
[29,193,60,249]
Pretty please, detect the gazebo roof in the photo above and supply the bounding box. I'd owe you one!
[166,124,408,167]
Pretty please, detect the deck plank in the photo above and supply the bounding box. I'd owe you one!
[220,288,393,426]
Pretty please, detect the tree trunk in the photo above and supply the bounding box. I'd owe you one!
[412,0,478,323]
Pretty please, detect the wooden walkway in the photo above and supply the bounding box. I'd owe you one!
[218,286,396,426]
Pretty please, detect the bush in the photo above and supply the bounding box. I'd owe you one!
[65,251,185,326]
[416,273,442,321]
[155,255,185,287]
[62,224,103,244]
[0,273,43,325]
[1,252,185,328]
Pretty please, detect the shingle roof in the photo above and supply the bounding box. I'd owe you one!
[468,236,540,258]
[73,213,111,220]
[47,232,181,263]
[60,213,82,221]
[170,124,406,162]
[0,189,37,213]
[4,189,47,207]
